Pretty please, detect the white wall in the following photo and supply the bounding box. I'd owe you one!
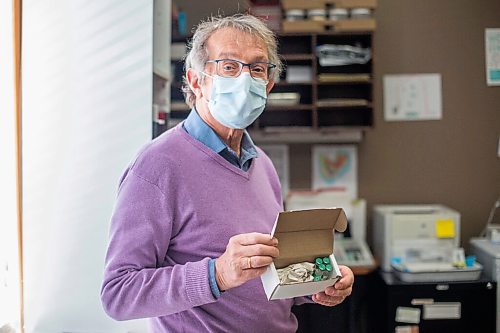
[0,0,21,330]
[22,1,153,332]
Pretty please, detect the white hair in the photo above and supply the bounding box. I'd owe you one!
[182,14,282,108]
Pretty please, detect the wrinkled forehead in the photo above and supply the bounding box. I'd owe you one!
[205,27,268,63]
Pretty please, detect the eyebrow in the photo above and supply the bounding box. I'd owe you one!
[217,52,269,63]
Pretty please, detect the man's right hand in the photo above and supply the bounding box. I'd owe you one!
[215,232,279,291]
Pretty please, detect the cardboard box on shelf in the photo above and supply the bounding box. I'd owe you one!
[282,20,324,33]
[286,66,313,83]
[261,208,348,300]
[281,0,326,10]
[326,0,377,8]
[331,18,376,32]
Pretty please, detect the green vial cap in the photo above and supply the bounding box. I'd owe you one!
[323,257,330,264]
[326,264,332,272]
[318,263,326,271]
[314,275,322,282]
[315,258,323,265]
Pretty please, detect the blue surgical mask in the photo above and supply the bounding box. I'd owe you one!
[203,72,267,129]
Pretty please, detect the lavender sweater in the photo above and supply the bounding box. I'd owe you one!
[101,124,308,332]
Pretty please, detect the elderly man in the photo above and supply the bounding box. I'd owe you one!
[101,13,354,332]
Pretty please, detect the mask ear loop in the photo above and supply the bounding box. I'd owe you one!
[199,71,214,104]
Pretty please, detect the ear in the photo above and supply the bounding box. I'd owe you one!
[266,80,275,95]
[186,68,203,98]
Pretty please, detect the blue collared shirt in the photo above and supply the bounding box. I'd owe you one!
[182,109,258,171]
[182,109,259,298]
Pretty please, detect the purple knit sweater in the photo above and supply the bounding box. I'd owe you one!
[101,124,308,332]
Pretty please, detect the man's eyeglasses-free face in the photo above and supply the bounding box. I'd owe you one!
[205,59,276,82]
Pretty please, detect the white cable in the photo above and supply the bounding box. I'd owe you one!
[480,197,500,237]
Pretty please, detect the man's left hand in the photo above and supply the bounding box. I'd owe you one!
[312,265,354,307]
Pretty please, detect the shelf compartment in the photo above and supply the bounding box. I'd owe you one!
[279,35,313,54]
[317,107,373,127]
[258,109,312,127]
[316,33,372,46]
[317,84,371,100]
[271,85,313,104]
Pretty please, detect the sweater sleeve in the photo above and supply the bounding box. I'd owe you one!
[294,296,315,306]
[100,170,217,320]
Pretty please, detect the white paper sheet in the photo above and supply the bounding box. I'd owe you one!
[384,74,442,121]
[486,28,500,86]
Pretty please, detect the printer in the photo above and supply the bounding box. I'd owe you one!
[373,204,460,271]
[373,204,482,282]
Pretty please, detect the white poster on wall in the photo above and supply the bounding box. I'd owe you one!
[486,28,500,86]
[312,145,357,199]
[383,74,442,121]
[259,144,290,199]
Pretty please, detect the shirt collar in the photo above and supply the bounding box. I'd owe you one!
[183,108,259,159]
[183,108,226,153]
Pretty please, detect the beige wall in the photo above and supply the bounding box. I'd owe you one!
[361,0,500,246]
[179,1,500,247]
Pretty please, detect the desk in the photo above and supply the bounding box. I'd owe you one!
[470,238,500,332]
[370,272,497,333]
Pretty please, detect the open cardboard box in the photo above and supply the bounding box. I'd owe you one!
[261,208,348,300]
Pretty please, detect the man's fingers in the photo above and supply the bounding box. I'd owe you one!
[240,255,274,270]
[233,232,278,246]
[247,255,274,269]
[240,243,279,258]
[313,292,345,306]
[325,285,352,298]
[335,265,354,290]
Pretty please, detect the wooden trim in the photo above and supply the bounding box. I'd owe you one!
[13,0,24,331]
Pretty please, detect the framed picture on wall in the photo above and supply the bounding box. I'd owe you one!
[312,145,358,199]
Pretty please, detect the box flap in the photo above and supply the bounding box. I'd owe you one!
[271,208,347,268]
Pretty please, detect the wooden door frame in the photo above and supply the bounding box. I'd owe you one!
[13,0,24,331]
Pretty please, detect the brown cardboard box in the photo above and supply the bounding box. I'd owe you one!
[282,20,325,33]
[331,18,376,32]
[327,0,377,8]
[282,0,326,10]
[261,208,348,300]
